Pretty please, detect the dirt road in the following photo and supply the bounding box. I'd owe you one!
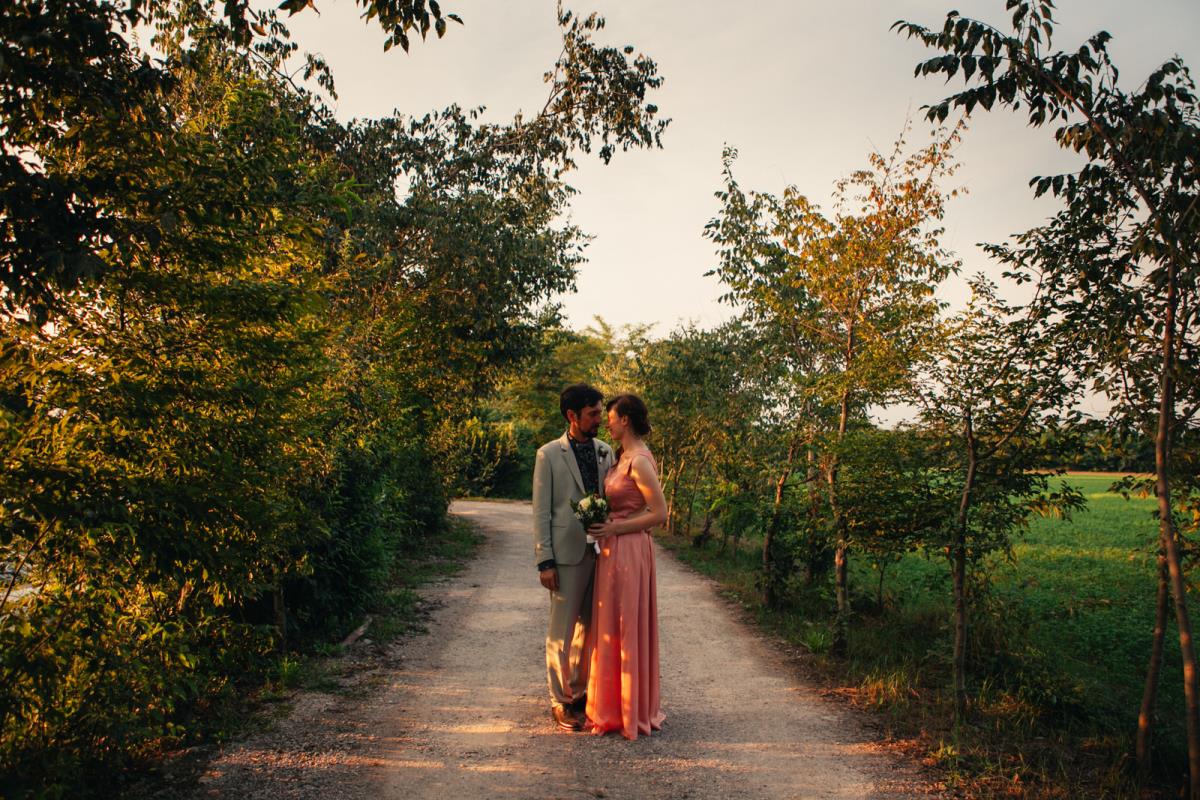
[191,500,936,800]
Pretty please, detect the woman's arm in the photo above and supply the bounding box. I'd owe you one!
[587,454,668,537]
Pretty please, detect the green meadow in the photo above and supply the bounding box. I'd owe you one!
[987,474,1176,735]
[663,473,1194,795]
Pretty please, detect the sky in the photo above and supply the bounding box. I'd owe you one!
[283,1,1199,418]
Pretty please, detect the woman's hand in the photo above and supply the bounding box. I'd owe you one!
[588,520,622,538]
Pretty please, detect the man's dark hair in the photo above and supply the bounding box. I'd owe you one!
[560,383,603,421]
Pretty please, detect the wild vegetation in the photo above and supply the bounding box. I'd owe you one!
[5,0,1198,797]
[0,1,666,795]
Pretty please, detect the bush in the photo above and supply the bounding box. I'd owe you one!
[432,415,528,498]
[286,414,448,642]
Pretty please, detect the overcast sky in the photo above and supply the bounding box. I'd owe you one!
[284,1,1198,417]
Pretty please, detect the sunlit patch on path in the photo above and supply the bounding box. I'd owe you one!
[364,500,936,799]
[192,500,937,799]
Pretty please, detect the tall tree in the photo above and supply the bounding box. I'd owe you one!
[706,126,961,649]
[914,276,1082,723]
[897,2,1200,786]
[491,325,610,446]
[1,30,344,789]
[636,321,772,543]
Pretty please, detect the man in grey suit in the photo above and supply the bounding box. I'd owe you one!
[532,383,615,731]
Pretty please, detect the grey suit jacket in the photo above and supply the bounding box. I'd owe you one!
[532,432,615,568]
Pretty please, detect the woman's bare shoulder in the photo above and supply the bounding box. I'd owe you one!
[628,449,658,475]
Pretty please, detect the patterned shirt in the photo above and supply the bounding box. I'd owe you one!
[537,434,601,573]
[568,434,600,496]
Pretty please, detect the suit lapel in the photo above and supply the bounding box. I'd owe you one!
[596,440,613,498]
[558,433,587,496]
[595,440,611,480]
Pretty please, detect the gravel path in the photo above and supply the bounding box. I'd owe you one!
[190,500,939,800]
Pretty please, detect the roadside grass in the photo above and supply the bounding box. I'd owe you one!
[370,515,485,641]
[263,515,485,694]
[660,473,1192,798]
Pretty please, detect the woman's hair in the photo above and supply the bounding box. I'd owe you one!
[605,393,652,437]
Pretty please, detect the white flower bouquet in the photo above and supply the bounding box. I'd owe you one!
[571,493,610,529]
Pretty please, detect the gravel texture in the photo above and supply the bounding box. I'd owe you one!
[186,499,942,800]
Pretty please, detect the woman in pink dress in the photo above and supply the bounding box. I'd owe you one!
[584,393,668,739]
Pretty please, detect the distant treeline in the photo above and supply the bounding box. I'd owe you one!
[1046,419,1157,473]
[464,393,1165,494]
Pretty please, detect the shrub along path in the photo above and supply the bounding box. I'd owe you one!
[190,500,938,799]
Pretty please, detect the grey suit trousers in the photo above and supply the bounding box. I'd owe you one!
[545,547,596,709]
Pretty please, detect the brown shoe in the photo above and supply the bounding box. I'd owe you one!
[553,704,583,732]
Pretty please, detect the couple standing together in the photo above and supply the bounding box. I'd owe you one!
[532,384,667,739]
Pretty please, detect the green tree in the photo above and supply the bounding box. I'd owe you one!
[486,317,651,498]
[0,0,461,323]
[492,325,609,447]
[897,2,1200,785]
[706,126,961,648]
[591,318,655,399]
[914,277,1083,724]
[1,30,340,790]
[0,0,671,792]
[833,427,944,613]
[636,321,770,544]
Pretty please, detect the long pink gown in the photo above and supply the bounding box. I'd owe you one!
[585,450,665,740]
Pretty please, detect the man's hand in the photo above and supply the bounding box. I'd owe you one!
[539,566,559,592]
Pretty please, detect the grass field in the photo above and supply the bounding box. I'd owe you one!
[661,473,1195,798]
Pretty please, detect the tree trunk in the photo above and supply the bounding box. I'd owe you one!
[831,384,852,657]
[1153,260,1200,798]
[806,446,820,519]
[875,560,887,610]
[692,509,713,548]
[665,457,684,535]
[1137,550,1169,778]
[803,446,820,585]
[273,584,288,653]
[762,441,799,609]
[952,414,977,725]
[832,532,848,656]
[683,454,709,539]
